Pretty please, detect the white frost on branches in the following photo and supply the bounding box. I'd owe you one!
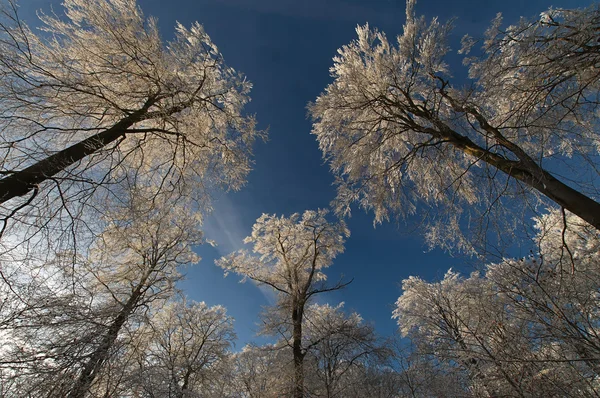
[394,209,600,396]
[216,209,349,296]
[311,1,600,253]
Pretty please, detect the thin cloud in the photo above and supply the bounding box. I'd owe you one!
[203,194,278,304]
[203,193,249,257]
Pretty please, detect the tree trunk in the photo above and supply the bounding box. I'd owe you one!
[292,305,304,398]
[179,367,194,398]
[66,276,149,398]
[0,98,156,205]
[433,121,600,231]
[520,169,600,230]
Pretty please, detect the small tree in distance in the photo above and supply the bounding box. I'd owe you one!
[217,209,350,398]
[302,302,389,398]
[127,298,236,398]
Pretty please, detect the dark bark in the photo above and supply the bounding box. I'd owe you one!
[292,304,305,398]
[431,93,600,231]
[424,115,600,231]
[0,98,156,205]
[65,272,150,398]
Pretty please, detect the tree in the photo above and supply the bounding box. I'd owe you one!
[383,340,472,398]
[393,209,600,397]
[302,303,388,398]
[217,210,350,398]
[126,298,236,398]
[0,190,204,398]
[229,344,293,398]
[0,0,259,245]
[310,0,600,253]
[226,304,389,398]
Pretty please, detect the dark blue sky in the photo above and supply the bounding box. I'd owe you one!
[26,0,590,348]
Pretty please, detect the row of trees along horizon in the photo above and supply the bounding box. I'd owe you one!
[0,0,599,396]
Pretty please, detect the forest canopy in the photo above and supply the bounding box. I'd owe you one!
[0,0,599,397]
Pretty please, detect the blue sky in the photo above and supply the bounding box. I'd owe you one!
[25,0,591,348]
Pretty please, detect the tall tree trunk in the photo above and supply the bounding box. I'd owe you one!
[430,117,600,231]
[0,98,156,205]
[292,305,304,398]
[66,275,150,398]
[179,366,194,398]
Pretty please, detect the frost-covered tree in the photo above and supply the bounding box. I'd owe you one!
[229,344,293,398]
[0,190,203,398]
[310,0,600,252]
[0,0,259,246]
[302,303,388,398]
[225,305,388,398]
[382,341,472,398]
[393,209,600,397]
[217,210,350,398]
[126,298,235,398]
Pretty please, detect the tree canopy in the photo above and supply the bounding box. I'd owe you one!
[310,0,600,253]
[217,210,351,398]
[2,0,600,397]
[0,0,260,247]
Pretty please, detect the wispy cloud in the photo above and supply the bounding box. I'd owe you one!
[203,194,278,304]
[203,193,249,257]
